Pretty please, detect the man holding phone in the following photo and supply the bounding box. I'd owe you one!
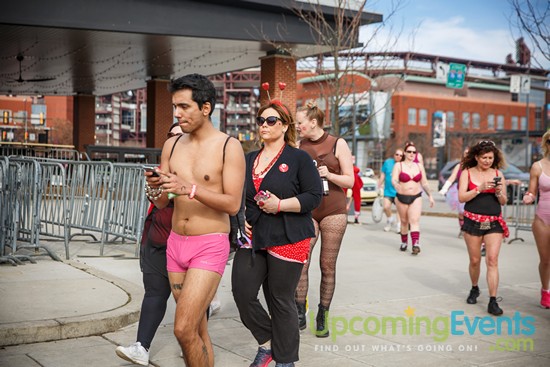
[144,74,245,367]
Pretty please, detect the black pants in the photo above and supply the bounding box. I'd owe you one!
[136,271,172,350]
[232,248,304,363]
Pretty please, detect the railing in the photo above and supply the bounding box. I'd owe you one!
[85,145,161,163]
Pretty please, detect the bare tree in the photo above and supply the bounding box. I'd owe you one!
[289,1,404,137]
[509,0,549,65]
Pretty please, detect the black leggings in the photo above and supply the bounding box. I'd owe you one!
[232,248,304,364]
[136,271,171,350]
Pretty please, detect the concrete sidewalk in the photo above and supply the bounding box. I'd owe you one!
[1,197,549,366]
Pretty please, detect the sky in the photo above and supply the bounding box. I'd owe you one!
[360,0,549,69]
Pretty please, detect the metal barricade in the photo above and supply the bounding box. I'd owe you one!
[64,161,115,244]
[100,163,148,257]
[0,156,13,265]
[37,160,71,259]
[2,158,46,263]
[1,157,148,261]
[502,183,537,243]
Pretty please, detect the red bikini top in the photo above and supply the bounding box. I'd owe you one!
[467,169,499,193]
[398,162,422,183]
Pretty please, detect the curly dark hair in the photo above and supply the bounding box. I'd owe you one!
[461,140,506,170]
[169,74,216,116]
[257,102,297,147]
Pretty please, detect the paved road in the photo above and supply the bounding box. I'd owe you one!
[0,200,548,366]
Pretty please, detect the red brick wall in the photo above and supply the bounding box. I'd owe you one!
[146,79,172,148]
[260,54,297,116]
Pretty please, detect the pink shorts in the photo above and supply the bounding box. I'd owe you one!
[166,231,229,276]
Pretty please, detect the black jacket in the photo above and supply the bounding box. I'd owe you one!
[245,145,323,250]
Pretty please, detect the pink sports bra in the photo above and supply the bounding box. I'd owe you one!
[399,162,422,183]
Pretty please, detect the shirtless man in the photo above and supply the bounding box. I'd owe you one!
[145,74,245,367]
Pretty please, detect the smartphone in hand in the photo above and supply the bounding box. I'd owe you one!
[143,166,160,177]
[493,176,502,185]
[254,190,270,202]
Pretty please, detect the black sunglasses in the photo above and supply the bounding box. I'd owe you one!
[479,140,495,147]
[256,116,282,126]
[394,153,403,156]
[405,150,417,154]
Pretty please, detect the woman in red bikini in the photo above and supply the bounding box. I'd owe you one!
[392,142,434,255]
[458,140,508,316]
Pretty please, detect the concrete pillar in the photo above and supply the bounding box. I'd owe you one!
[146,79,173,148]
[260,52,297,116]
[73,95,95,152]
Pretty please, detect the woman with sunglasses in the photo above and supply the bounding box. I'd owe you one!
[458,140,508,316]
[232,101,322,367]
[294,101,354,337]
[522,130,550,309]
[391,142,434,255]
[379,148,404,232]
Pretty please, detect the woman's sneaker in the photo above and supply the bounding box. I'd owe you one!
[466,287,480,304]
[115,342,149,366]
[250,346,272,367]
[399,243,407,251]
[411,245,421,255]
[488,297,503,316]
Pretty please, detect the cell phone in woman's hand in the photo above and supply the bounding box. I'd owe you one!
[254,190,270,202]
[493,176,502,185]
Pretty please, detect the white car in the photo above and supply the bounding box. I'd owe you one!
[362,168,375,178]
[346,176,379,205]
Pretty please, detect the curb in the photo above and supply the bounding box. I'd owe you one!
[0,259,143,347]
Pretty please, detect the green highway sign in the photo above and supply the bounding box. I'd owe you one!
[446,63,467,89]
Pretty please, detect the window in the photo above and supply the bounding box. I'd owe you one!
[520,116,526,130]
[462,112,470,129]
[511,116,519,130]
[419,109,428,126]
[497,115,504,130]
[472,113,480,129]
[408,108,417,125]
[447,111,455,128]
[487,114,495,130]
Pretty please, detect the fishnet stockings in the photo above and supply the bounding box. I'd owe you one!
[295,214,347,308]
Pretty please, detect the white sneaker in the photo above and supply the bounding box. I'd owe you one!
[395,222,401,233]
[384,217,394,232]
[209,299,221,316]
[115,342,149,366]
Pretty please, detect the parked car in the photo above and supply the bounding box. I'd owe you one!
[438,160,529,204]
[362,167,375,178]
[347,176,379,205]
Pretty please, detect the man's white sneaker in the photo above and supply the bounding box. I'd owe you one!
[383,223,391,232]
[209,299,221,316]
[115,342,149,366]
[395,222,401,233]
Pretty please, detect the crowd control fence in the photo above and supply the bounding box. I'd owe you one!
[0,156,148,262]
[502,183,537,244]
